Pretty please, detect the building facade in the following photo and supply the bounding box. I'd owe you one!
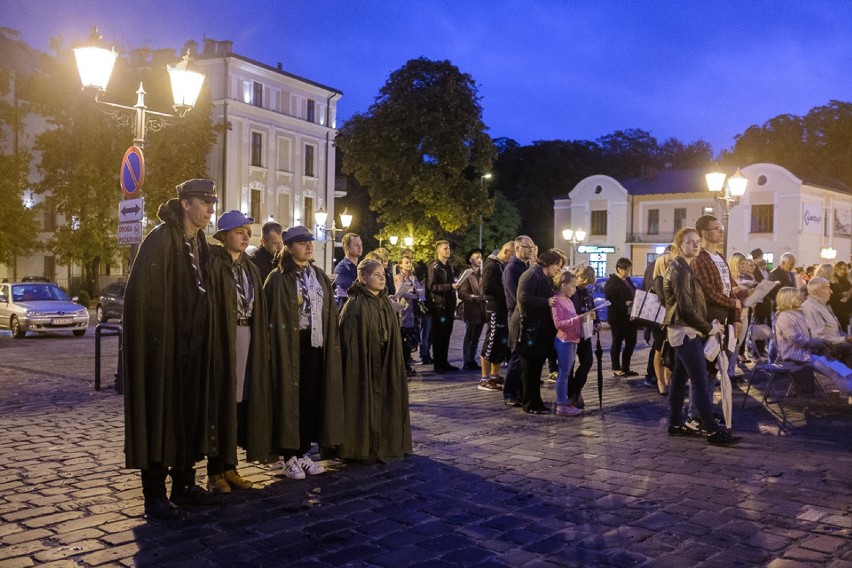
[194,39,343,273]
[554,163,852,276]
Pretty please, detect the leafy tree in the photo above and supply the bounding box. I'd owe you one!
[336,58,495,247]
[0,68,39,267]
[455,190,521,257]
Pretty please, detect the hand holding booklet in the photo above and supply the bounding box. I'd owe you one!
[742,279,780,308]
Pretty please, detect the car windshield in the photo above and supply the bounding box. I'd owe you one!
[11,284,70,302]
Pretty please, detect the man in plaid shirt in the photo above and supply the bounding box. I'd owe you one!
[685,215,742,432]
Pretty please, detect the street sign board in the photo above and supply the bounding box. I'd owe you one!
[118,198,144,223]
[577,245,616,254]
[118,221,143,246]
[120,146,145,196]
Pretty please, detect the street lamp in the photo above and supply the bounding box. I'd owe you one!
[705,168,748,258]
[404,236,414,248]
[74,27,206,269]
[479,173,492,249]
[562,227,586,267]
[315,206,353,271]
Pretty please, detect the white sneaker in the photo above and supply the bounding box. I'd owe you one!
[282,456,306,479]
[298,454,325,475]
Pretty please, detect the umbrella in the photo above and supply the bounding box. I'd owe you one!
[717,351,733,429]
[595,332,604,409]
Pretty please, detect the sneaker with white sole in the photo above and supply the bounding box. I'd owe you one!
[298,454,325,475]
[684,416,706,434]
[282,456,306,479]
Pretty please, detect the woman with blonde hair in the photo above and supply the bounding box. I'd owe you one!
[728,252,757,370]
[651,251,674,396]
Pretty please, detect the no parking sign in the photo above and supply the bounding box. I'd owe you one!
[120,146,145,197]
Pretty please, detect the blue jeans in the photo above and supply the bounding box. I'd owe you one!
[503,352,522,401]
[670,336,718,432]
[419,314,433,361]
[554,338,578,406]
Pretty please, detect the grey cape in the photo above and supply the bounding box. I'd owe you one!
[264,263,345,451]
[123,199,217,469]
[209,245,275,463]
[338,282,413,463]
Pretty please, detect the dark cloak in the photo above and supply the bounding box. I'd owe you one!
[209,244,275,463]
[338,282,413,463]
[264,262,345,451]
[123,199,217,469]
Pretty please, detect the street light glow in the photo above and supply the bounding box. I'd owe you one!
[73,44,117,92]
[315,207,328,226]
[339,208,353,229]
[404,236,414,247]
[167,50,206,114]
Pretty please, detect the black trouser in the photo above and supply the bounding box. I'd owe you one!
[431,310,455,368]
[610,322,637,372]
[569,338,593,399]
[519,353,547,411]
[281,331,323,460]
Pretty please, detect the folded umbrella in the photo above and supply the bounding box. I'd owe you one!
[596,333,604,409]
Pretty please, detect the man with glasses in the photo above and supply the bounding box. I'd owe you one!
[686,215,742,433]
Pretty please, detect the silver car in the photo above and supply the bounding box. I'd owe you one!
[0,282,89,338]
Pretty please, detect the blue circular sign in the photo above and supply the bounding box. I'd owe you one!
[120,146,145,196]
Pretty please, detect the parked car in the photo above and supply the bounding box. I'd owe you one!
[0,282,89,338]
[591,276,645,324]
[96,282,126,323]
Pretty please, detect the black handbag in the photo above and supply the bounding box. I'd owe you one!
[415,299,429,316]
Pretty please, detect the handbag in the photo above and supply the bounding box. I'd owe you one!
[630,289,665,328]
[515,316,540,355]
[415,299,429,316]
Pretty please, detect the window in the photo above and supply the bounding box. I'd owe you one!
[304,197,314,230]
[751,204,774,233]
[307,100,315,123]
[251,132,263,167]
[250,188,262,221]
[42,201,56,232]
[304,145,315,177]
[252,81,263,108]
[590,210,607,235]
[647,209,659,235]
[674,208,687,231]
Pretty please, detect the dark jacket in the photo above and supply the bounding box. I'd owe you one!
[248,245,277,284]
[123,199,216,469]
[458,268,486,325]
[663,256,713,335]
[604,273,636,325]
[337,282,413,463]
[209,245,274,464]
[481,256,508,316]
[264,261,345,451]
[502,256,528,314]
[426,259,456,314]
[571,284,600,329]
[514,264,557,359]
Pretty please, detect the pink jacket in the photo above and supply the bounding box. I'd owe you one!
[552,295,582,343]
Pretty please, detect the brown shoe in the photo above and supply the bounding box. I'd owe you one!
[223,468,253,489]
[207,473,231,494]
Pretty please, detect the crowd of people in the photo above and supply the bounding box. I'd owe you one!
[123,178,852,519]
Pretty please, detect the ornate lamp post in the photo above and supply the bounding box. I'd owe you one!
[705,168,748,258]
[315,206,353,271]
[562,227,586,267]
[73,28,206,268]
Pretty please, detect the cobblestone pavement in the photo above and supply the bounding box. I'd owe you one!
[1,322,851,567]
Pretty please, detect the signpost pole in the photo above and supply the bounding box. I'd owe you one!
[119,146,146,270]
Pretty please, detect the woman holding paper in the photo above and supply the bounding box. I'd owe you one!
[663,227,740,446]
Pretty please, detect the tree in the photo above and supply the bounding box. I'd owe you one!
[336,58,495,246]
[30,40,217,294]
[455,190,521,257]
[0,68,39,268]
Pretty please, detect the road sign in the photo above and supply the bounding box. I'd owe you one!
[120,146,145,196]
[118,198,144,223]
[118,221,143,246]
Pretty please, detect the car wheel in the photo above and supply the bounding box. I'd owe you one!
[96,305,107,323]
[10,316,25,339]
[72,329,86,337]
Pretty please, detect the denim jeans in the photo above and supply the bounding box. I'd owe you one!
[687,360,716,419]
[670,335,717,432]
[503,352,522,401]
[419,314,433,361]
[554,338,578,406]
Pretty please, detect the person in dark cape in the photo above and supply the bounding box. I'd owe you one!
[338,259,413,463]
[123,179,219,520]
[207,210,275,494]
[264,226,345,479]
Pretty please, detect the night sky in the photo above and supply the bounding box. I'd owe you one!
[3,0,851,155]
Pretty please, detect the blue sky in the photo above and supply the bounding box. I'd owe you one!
[3,0,851,154]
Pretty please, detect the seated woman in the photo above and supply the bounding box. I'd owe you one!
[775,287,851,394]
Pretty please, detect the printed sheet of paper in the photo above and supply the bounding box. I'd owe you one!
[742,279,780,308]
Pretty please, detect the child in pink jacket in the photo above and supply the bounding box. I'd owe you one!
[551,270,592,416]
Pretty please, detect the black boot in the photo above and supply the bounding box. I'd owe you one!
[141,468,177,520]
[169,468,214,506]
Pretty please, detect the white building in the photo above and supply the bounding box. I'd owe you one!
[554,163,852,276]
[194,39,343,273]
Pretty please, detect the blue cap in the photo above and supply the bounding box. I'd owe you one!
[213,210,254,241]
[282,225,315,244]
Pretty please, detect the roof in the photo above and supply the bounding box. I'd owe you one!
[621,167,711,196]
[800,174,852,196]
[196,51,342,96]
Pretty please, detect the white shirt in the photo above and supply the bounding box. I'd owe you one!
[706,250,731,297]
